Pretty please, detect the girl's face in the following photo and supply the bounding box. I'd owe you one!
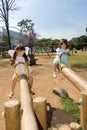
[17,50,25,56]
[61,43,67,49]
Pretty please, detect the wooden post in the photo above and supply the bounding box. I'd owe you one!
[4,100,20,130]
[81,90,87,130]
[20,75,38,130]
[60,64,87,91]
[33,97,47,130]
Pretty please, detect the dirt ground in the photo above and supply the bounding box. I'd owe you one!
[0,54,87,129]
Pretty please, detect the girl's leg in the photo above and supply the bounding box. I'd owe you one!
[28,73,33,90]
[8,74,17,98]
[53,63,57,72]
[53,57,59,77]
[11,74,17,92]
[28,73,35,95]
[53,63,57,78]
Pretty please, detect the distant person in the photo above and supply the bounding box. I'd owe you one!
[53,39,70,78]
[8,44,33,98]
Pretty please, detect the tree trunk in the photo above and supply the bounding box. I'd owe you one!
[6,23,11,49]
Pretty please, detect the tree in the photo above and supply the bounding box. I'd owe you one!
[69,35,87,50]
[17,19,37,54]
[86,27,87,34]
[17,19,33,34]
[0,0,17,48]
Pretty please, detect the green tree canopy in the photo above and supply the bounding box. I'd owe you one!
[69,35,87,50]
[17,19,37,54]
[37,38,59,48]
[17,19,34,34]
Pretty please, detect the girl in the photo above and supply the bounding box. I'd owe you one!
[53,39,70,78]
[8,45,33,98]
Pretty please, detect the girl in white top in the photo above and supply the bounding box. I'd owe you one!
[8,45,33,98]
[53,39,70,78]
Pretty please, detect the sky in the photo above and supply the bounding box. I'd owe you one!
[0,0,87,40]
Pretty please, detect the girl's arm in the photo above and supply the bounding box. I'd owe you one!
[24,61,30,66]
[56,48,63,56]
[64,50,70,56]
[56,51,63,56]
[12,61,30,67]
[10,57,23,67]
[11,62,21,68]
[57,50,70,56]
[66,51,70,56]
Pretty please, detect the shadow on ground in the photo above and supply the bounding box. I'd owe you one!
[46,103,74,128]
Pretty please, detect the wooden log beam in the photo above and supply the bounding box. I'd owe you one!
[4,100,20,130]
[20,75,38,130]
[60,64,87,91]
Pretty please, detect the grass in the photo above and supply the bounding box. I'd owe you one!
[71,50,87,68]
[60,97,80,124]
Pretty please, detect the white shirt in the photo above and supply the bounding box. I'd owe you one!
[15,56,32,75]
[8,48,32,75]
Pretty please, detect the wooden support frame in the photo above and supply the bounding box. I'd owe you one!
[33,97,47,130]
[81,90,87,130]
[4,100,20,130]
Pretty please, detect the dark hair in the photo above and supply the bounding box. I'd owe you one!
[11,44,28,65]
[59,39,68,48]
[15,44,25,51]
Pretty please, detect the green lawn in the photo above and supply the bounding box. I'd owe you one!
[71,51,87,68]
[60,97,80,123]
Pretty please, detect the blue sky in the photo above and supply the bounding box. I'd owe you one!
[0,0,87,40]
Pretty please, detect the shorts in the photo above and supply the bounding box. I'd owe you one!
[53,57,60,65]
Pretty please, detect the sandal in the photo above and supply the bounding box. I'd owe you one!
[8,92,14,98]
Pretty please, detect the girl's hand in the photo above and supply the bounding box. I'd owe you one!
[63,52,66,54]
[60,52,64,56]
[61,52,68,55]
[15,62,24,67]
[15,62,22,66]
[19,62,24,64]
[12,62,20,67]
[24,62,29,66]
[18,62,28,66]
[65,51,70,56]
